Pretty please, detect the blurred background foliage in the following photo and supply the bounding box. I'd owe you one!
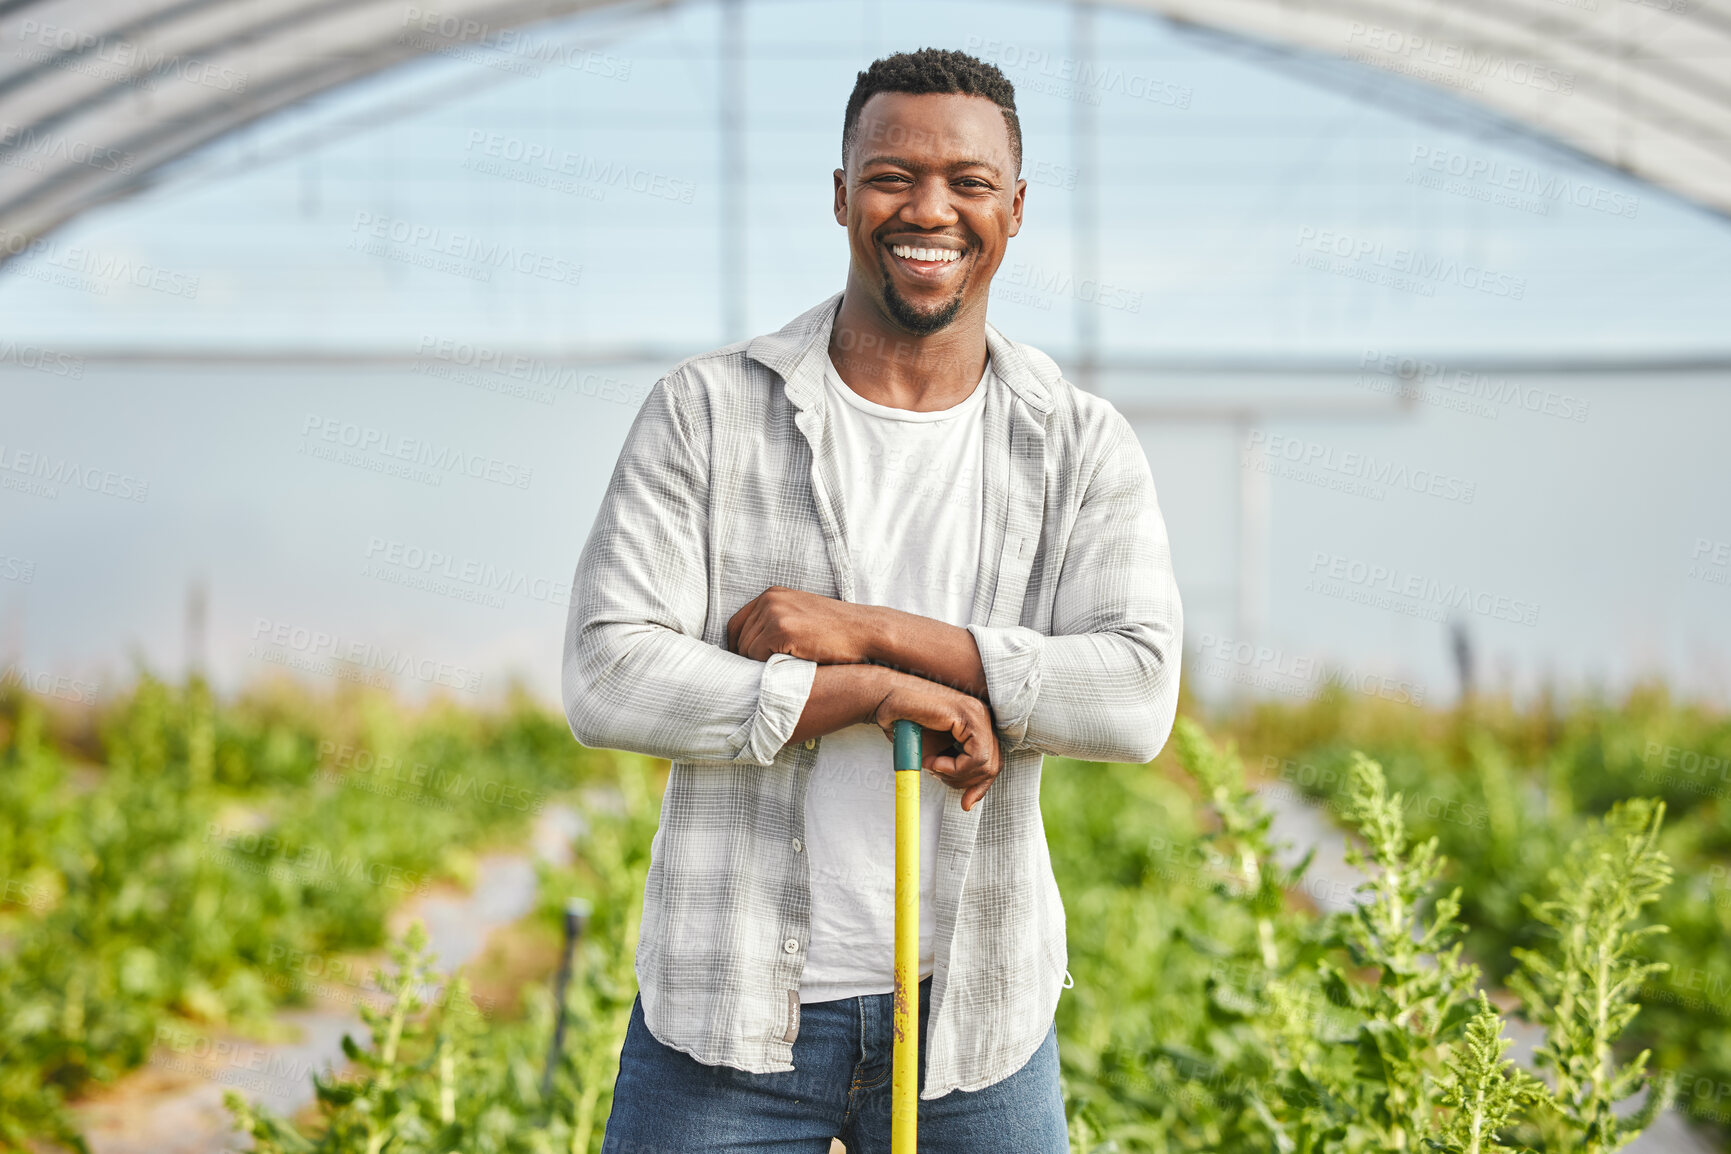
[2,670,1725,1151]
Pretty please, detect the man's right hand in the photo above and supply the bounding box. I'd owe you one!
[869,673,1002,812]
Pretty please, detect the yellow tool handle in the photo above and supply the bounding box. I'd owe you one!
[891,719,921,1154]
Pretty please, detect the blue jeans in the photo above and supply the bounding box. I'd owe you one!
[600,977,1069,1153]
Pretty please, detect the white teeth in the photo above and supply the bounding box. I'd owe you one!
[891,244,961,263]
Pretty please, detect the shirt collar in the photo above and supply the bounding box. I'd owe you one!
[745,290,1057,418]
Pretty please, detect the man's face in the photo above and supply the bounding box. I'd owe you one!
[834,92,1025,336]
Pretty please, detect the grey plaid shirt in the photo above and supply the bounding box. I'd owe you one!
[562,291,1182,1099]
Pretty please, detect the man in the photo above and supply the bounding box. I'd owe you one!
[564,47,1182,1153]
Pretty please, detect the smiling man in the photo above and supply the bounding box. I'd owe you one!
[564,47,1182,1153]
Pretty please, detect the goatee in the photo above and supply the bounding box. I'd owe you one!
[882,278,965,335]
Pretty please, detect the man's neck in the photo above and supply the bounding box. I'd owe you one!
[826,284,989,412]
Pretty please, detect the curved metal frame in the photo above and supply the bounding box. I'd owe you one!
[0,0,1727,268]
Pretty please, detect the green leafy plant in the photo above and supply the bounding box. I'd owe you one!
[227,921,498,1154]
[1430,991,1547,1154]
[0,669,1704,1153]
[1059,719,1677,1154]
[0,671,603,1150]
[1227,682,1727,1145]
[1322,751,1481,1151]
[1507,799,1677,1154]
[221,755,660,1154]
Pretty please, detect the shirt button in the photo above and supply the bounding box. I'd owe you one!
[803,738,816,750]
[792,837,804,853]
[783,937,800,954]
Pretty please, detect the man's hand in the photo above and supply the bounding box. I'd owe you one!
[727,585,877,666]
[868,675,1002,812]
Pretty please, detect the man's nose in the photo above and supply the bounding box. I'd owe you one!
[898,176,958,228]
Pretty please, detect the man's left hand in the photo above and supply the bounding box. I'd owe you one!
[726,586,879,665]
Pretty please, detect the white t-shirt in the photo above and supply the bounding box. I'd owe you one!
[798,351,990,1004]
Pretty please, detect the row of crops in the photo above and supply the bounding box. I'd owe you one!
[1222,682,1731,1146]
[2,670,1727,1152]
[0,672,611,1150]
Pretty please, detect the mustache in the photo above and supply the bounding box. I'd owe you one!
[876,232,972,251]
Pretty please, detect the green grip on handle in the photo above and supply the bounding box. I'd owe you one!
[893,719,922,773]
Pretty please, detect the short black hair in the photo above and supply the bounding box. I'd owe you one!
[842,48,1022,176]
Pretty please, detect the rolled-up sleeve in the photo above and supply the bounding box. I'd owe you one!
[563,373,817,765]
[966,409,1182,764]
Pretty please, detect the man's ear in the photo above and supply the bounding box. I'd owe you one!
[833,167,848,226]
[1007,176,1026,238]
